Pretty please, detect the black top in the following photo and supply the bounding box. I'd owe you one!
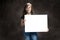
[21,13,33,19]
[21,15,24,19]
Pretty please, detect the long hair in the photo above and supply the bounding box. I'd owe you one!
[23,3,33,15]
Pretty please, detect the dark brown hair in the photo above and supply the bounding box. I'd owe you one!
[23,3,33,15]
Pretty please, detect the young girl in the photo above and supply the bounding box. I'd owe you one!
[21,3,38,40]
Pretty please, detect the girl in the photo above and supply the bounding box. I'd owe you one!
[21,3,38,40]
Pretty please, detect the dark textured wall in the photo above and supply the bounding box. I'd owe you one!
[0,0,60,40]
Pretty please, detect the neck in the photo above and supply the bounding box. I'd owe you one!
[27,13,31,15]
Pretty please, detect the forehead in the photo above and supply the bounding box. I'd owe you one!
[26,3,32,6]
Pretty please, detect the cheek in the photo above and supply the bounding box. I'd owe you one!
[25,8,28,12]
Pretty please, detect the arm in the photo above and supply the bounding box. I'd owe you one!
[20,19,25,27]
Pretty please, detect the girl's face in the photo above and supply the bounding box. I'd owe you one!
[25,3,32,14]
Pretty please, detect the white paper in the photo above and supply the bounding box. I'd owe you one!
[25,15,49,32]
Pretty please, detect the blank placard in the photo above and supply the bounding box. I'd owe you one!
[25,15,49,32]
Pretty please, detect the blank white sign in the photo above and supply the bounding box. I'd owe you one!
[24,15,49,32]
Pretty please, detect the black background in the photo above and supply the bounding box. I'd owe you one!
[0,0,60,40]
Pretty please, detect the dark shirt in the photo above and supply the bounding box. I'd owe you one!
[21,13,33,19]
[21,15,24,19]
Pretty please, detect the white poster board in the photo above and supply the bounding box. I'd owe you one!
[25,15,49,32]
